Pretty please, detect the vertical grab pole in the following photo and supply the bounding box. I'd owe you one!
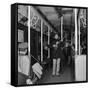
[61,16,63,41]
[48,27,50,58]
[41,20,43,62]
[74,9,78,55]
[28,6,31,77]
[78,17,81,55]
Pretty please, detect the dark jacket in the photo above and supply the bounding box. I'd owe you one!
[47,42,65,60]
[56,43,65,60]
[47,40,57,59]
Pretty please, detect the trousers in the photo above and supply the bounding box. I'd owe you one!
[52,58,61,75]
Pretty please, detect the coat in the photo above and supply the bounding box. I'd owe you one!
[47,41,65,60]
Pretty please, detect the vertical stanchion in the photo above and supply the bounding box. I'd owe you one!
[41,20,43,62]
[61,16,63,41]
[28,6,31,77]
[48,27,50,58]
[71,14,73,45]
[78,17,81,55]
[74,9,78,55]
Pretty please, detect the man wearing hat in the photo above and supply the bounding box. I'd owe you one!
[18,42,31,85]
[18,42,43,85]
[18,42,29,76]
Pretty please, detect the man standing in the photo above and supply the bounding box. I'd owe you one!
[47,34,62,76]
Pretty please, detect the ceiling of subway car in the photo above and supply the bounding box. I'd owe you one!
[18,5,75,33]
[36,6,75,32]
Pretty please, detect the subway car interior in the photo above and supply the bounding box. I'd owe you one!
[18,5,87,85]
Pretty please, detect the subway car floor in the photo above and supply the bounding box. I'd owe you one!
[37,64,75,84]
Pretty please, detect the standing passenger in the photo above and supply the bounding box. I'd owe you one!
[47,34,61,76]
[57,41,65,74]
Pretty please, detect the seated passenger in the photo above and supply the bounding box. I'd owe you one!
[18,42,43,85]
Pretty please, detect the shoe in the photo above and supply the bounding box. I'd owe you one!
[56,73,60,76]
[52,74,55,77]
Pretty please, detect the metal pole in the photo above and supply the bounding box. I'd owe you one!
[41,20,43,62]
[48,27,50,58]
[74,9,78,55]
[61,16,63,41]
[78,17,81,55]
[28,6,31,76]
